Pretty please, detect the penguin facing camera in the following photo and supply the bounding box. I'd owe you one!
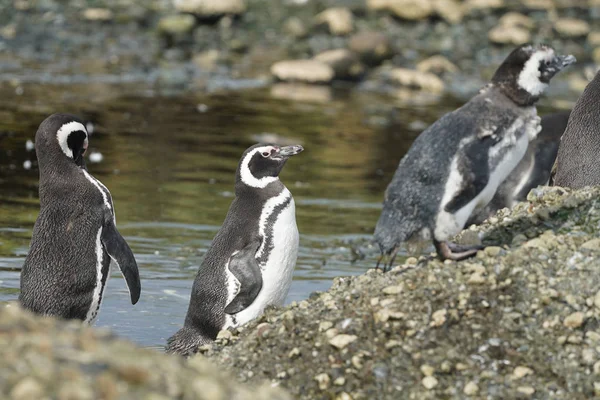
[166,143,303,356]
[374,44,575,267]
[19,113,141,324]
[554,70,600,188]
[469,110,571,225]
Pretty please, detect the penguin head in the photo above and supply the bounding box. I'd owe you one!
[491,44,575,106]
[236,143,304,189]
[35,113,89,169]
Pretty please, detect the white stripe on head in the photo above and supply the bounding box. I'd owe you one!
[517,48,554,96]
[56,121,88,159]
[239,146,279,188]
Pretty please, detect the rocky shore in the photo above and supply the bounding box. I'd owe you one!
[198,185,600,399]
[0,303,290,399]
[0,0,597,101]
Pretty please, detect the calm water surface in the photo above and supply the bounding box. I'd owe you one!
[0,82,556,348]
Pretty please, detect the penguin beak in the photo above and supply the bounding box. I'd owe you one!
[275,145,304,158]
[547,54,576,73]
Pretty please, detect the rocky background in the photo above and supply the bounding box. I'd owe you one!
[0,0,598,101]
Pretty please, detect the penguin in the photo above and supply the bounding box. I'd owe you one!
[19,113,141,324]
[469,110,571,224]
[554,70,600,188]
[374,44,575,266]
[166,143,303,356]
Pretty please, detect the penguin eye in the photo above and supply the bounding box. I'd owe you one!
[261,151,270,158]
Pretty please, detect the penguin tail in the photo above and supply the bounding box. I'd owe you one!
[165,327,212,357]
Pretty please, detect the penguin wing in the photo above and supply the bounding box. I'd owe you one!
[224,241,263,315]
[101,212,141,305]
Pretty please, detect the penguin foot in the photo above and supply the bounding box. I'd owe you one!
[434,240,482,261]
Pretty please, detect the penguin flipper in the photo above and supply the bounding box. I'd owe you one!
[101,217,141,305]
[224,241,262,315]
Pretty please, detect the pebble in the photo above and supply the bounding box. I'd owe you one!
[432,0,464,24]
[564,312,585,329]
[348,32,392,65]
[430,309,447,327]
[333,376,346,386]
[314,373,330,390]
[329,334,358,349]
[513,366,534,379]
[313,49,364,80]
[517,386,535,396]
[463,381,479,396]
[488,24,530,45]
[216,330,233,340]
[467,272,485,285]
[319,321,334,332]
[157,15,196,36]
[421,376,438,390]
[416,55,458,75]
[82,8,113,21]
[581,239,600,252]
[315,7,353,35]
[555,18,590,38]
[484,246,502,257]
[420,364,435,376]
[288,348,301,359]
[174,0,247,16]
[367,0,433,21]
[382,285,403,295]
[271,60,334,84]
[10,377,44,400]
[387,68,444,93]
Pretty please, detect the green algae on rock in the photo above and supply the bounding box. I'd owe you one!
[0,304,290,400]
[204,186,600,399]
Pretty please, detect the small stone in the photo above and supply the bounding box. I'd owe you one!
[432,0,464,24]
[464,381,479,396]
[10,378,44,400]
[416,55,458,75]
[385,340,401,349]
[466,0,504,11]
[593,361,600,375]
[336,393,352,400]
[555,18,590,38]
[82,8,113,21]
[315,7,354,35]
[334,376,346,386]
[430,309,447,327]
[484,246,502,257]
[581,239,600,252]
[158,15,196,36]
[489,24,530,45]
[174,0,247,17]
[422,376,438,390]
[382,285,403,295]
[58,382,94,400]
[564,312,585,329]
[367,0,433,21]
[288,347,301,359]
[387,68,445,93]
[348,32,392,66]
[283,17,308,38]
[315,373,331,390]
[255,322,271,338]
[498,12,534,29]
[329,334,358,349]
[352,355,363,369]
[522,0,553,9]
[216,329,233,340]
[406,257,418,265]
[420,364,435,376]
[468,272,486,285]
[319,321,334,332]
[513,366,534,379]
[517,386,535,396]
[271,60,334,84]
[589,32,600,46]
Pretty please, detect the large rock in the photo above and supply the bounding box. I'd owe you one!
[271,60,335,84]
[157,14,197,37]
[431,0,465,24]
[348,31,393,66]
[555,18,590,38]
[488,12,534,45]
[0,304,290,399]
[313,49,364,80]
[367,0,434,21]
[416,55,459,75]
[315,7,354,35]
[386,68,445,93]
[206,186,600,399]
[174,0,247,17]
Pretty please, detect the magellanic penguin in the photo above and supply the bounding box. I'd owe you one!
[554,70,600,188]
[469,110,571,225]
[19,114,141,324]
[374,44,575,266]
[166,143,303,356]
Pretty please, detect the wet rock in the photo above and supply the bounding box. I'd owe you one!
[271,60,335,84]
[386,68,445,93]
[283,17,308,39]
[82,8,113,22]
[315,7,354,36]
[0,304,290,399]
[270,83,333,103]
[157,14,197,37]
[416,55,458,76]
[367,0,433,21]
[313,49,364,80]
[432,0,465,24]
[174,0,247,17]
[555,18,590,38]
[349,32,393,66]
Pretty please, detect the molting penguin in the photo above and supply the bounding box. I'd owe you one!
[554,70,600,188]
[166,143,303,356]
[469,110,571,225]
[374,44,575,266]
[19,113,141,323]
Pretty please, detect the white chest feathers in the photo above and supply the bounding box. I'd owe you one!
[228,189,299,327]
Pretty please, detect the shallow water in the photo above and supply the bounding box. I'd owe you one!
[0,82,563,348]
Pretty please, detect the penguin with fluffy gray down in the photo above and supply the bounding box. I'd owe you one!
[374,44,575,267]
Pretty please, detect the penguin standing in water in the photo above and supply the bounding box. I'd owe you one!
[167,143,303,356]
[19,114,141,323]
[554,70,600,188]
[469,110,571,225]
[375,44,574,265]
